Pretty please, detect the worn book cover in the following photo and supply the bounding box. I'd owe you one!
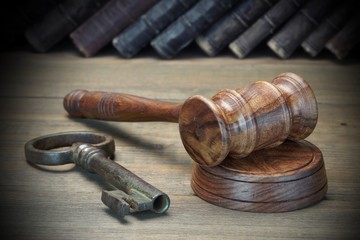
[229,0,307,58]
[1,0,60,50]
[196,0,278,57]
[267,0,334,59]
[151,0,240,58]
[325,12,360,59]
[113,0,198,58]
[26,0,109,52]
[301,1,354,57]
[70,0,159,57]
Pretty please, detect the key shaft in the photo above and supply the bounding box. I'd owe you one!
[72,143,170,216]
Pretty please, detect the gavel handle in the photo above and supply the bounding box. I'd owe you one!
[63,90,182,122]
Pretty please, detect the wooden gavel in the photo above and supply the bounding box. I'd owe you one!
[64,73,318,167]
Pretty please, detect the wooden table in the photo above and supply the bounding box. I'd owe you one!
[0,44,359,239]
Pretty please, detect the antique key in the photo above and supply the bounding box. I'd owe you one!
[63,72,318,167]
[24,131,170,217]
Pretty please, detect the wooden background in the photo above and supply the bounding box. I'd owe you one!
[0,44,359,239]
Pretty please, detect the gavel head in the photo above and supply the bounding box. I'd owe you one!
[179,73,318,167]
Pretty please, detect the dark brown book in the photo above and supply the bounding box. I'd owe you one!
[325,12,360,59]
[229,0,307,58]
[151,0,240,59]
[25,0,109,52]
[70,0,159,57]
[267,0,335,59]
[1,0,60,50]
[301,1,354,57]
[196,0,279,57]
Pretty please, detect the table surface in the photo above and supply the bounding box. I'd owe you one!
[0,44,359,240]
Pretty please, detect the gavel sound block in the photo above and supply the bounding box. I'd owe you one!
[191,140,327,212]
[64,72,318,167]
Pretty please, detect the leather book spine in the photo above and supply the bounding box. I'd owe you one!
[267,0,335,59]
[325,12,360,59]
[301,1,354,57]
[1,0,60,50]
[25,0,109,52]
[70,0,159,57]
[151,0,240,59]
[113,0,198,58]
[229,0,307,58]
[196,0,279,57]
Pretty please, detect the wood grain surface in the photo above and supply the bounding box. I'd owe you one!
[191,140,328,212]
[63,89,182,122]
[179,72,318,166]
[0,44,359,239]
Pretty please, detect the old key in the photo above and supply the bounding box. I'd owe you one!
[24,131,170,217]
[64,72,318,167]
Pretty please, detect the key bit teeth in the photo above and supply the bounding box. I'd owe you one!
[101,189,155,216]
[101,190,131,217]
[128,189,154,212]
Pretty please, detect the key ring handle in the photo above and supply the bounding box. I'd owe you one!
[24,131,115,165]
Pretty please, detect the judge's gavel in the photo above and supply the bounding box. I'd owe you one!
[64,73,317,167]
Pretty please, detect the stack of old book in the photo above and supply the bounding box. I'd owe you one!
[8,0,359,60]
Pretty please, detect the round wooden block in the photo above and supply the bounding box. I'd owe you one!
[191,140,327,213]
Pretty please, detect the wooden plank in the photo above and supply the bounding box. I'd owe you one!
[0,45,359,239]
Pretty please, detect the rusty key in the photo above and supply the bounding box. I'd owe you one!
[24,131,170,217]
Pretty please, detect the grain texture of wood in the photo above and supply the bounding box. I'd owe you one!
[192,140,327,212]
[64,89,182,122]
[0,45,359,239]
[179,72,317,166]
[64,73,318,167]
